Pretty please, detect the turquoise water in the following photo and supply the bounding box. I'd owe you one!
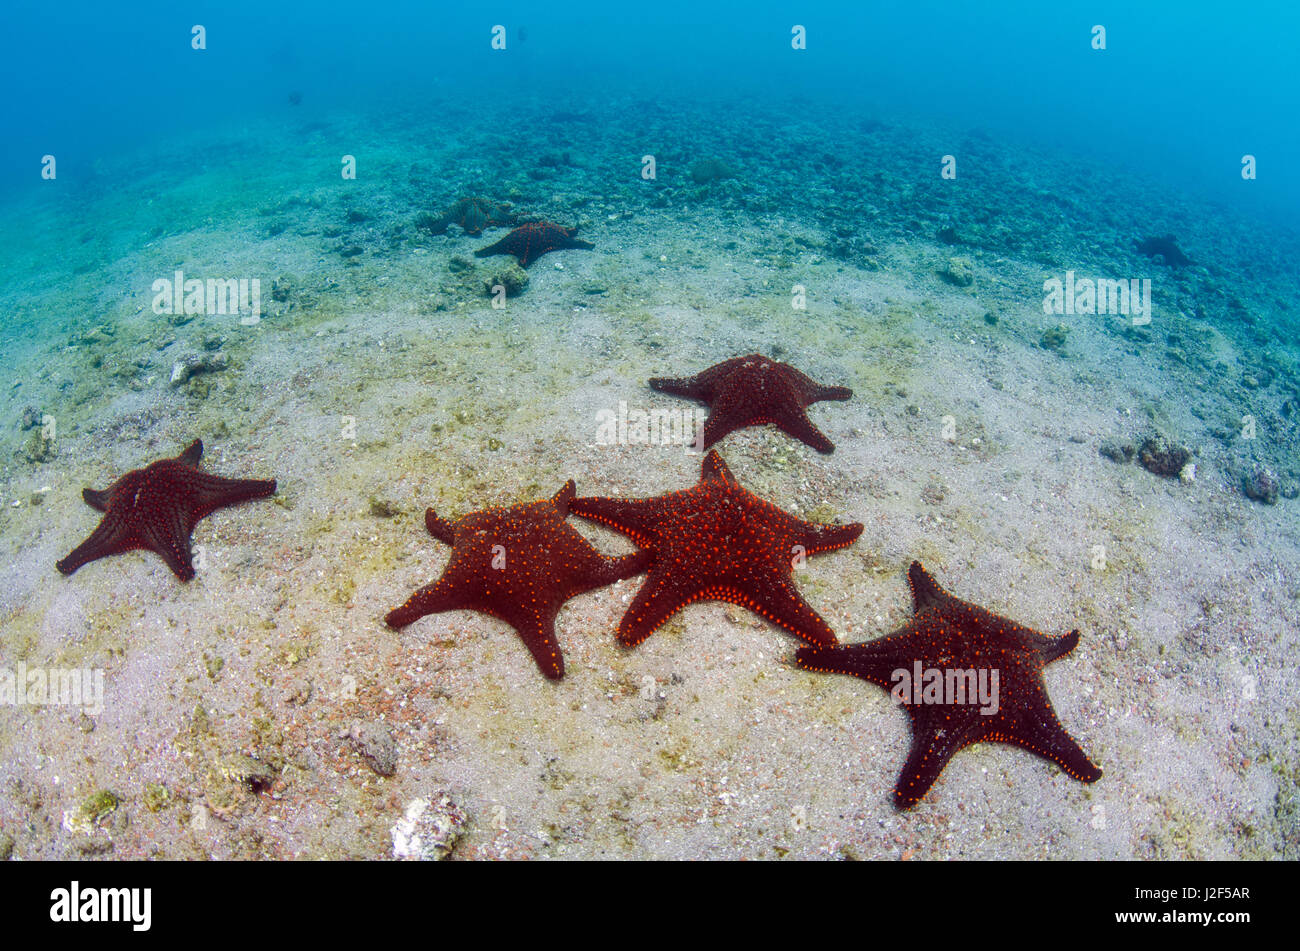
[5,1,1299,220]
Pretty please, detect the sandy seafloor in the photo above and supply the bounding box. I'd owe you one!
[0,93,1297,860]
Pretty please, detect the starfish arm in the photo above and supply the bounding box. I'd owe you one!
[907,561,952,612]
[648,374,709,400]
[424,508,457,544]
[56,514,135,576]
[793,519,864,555]
[649,357,746,403]
[579,549,652,590]
[176,439,204,467]
[614,572,689,646]
[737,575,840,646]
[777,363,851,404]
[385,578,464,629]
[983,617,1084,663]
[1038,628,1082,664]
[699,411,738,451]
[794,644,844,674]
[893,721,972,808]
[795,632,923,689]
[771,409,837,453]
[550,480,576,516]
[810,383,853,403]
[139,512,197,581]
[569,496,661,548]
[510,613,566,680]
[188,472,277,524]
[1000,695,1103,783]
[82,487,111,512]
[699,449,735,484]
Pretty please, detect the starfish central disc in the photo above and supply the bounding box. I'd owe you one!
[648,353,853,453]
[385,481,648,680]
[570,450,863,648]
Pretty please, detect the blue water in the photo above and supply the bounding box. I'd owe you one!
[2,1,1298,228]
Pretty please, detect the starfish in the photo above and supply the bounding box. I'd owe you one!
[1134,234,1191,268]
[648,354,852,454]
[474,221,593,267]
[56,439,277,581]
[796,561,1102,808]
[421,196,518,237]
[384,481,648,680]
[570,450,863,648]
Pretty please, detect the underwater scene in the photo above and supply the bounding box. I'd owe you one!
[0,1,1297,863]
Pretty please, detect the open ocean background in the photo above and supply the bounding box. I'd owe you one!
[4,1,1300,221]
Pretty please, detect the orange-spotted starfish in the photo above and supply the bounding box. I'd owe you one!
[797,561,1102,808]
[570,450,862,648]
[474,221,593,267]
[649,354,852,454]
[56,439,277,581]
[385,481,648,680]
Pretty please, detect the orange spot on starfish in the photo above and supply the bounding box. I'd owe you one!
[474,221,594,267]
[384,481,647,680]
[649,353,852,454]
[570,450,863,648]
[797,561,1102,808]
[56,439,277,581]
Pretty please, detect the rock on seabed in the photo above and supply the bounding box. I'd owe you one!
[391,794,468,860]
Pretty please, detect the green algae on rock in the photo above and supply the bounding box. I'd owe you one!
[939,256,975,287]
[482,260,529,298]
[1040,325,1069,350]
[690,158,738,184]
[419,197,518,236]
[1138,433,1191,477]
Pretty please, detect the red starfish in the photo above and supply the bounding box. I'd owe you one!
[797,562,1102,808]
[570,450,863,648]
[474,221,594,267]
[649,354,852,454]
[56,439,277,581]
[384,481,649,680]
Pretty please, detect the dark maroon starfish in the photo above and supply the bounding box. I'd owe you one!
[797,562,1102,808]
[474,221,593,267]
[56,439,277,581]
[649,354,852,453]
[385,481,649,680]
[570,450,863,648]
[1134,234,1191,268]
